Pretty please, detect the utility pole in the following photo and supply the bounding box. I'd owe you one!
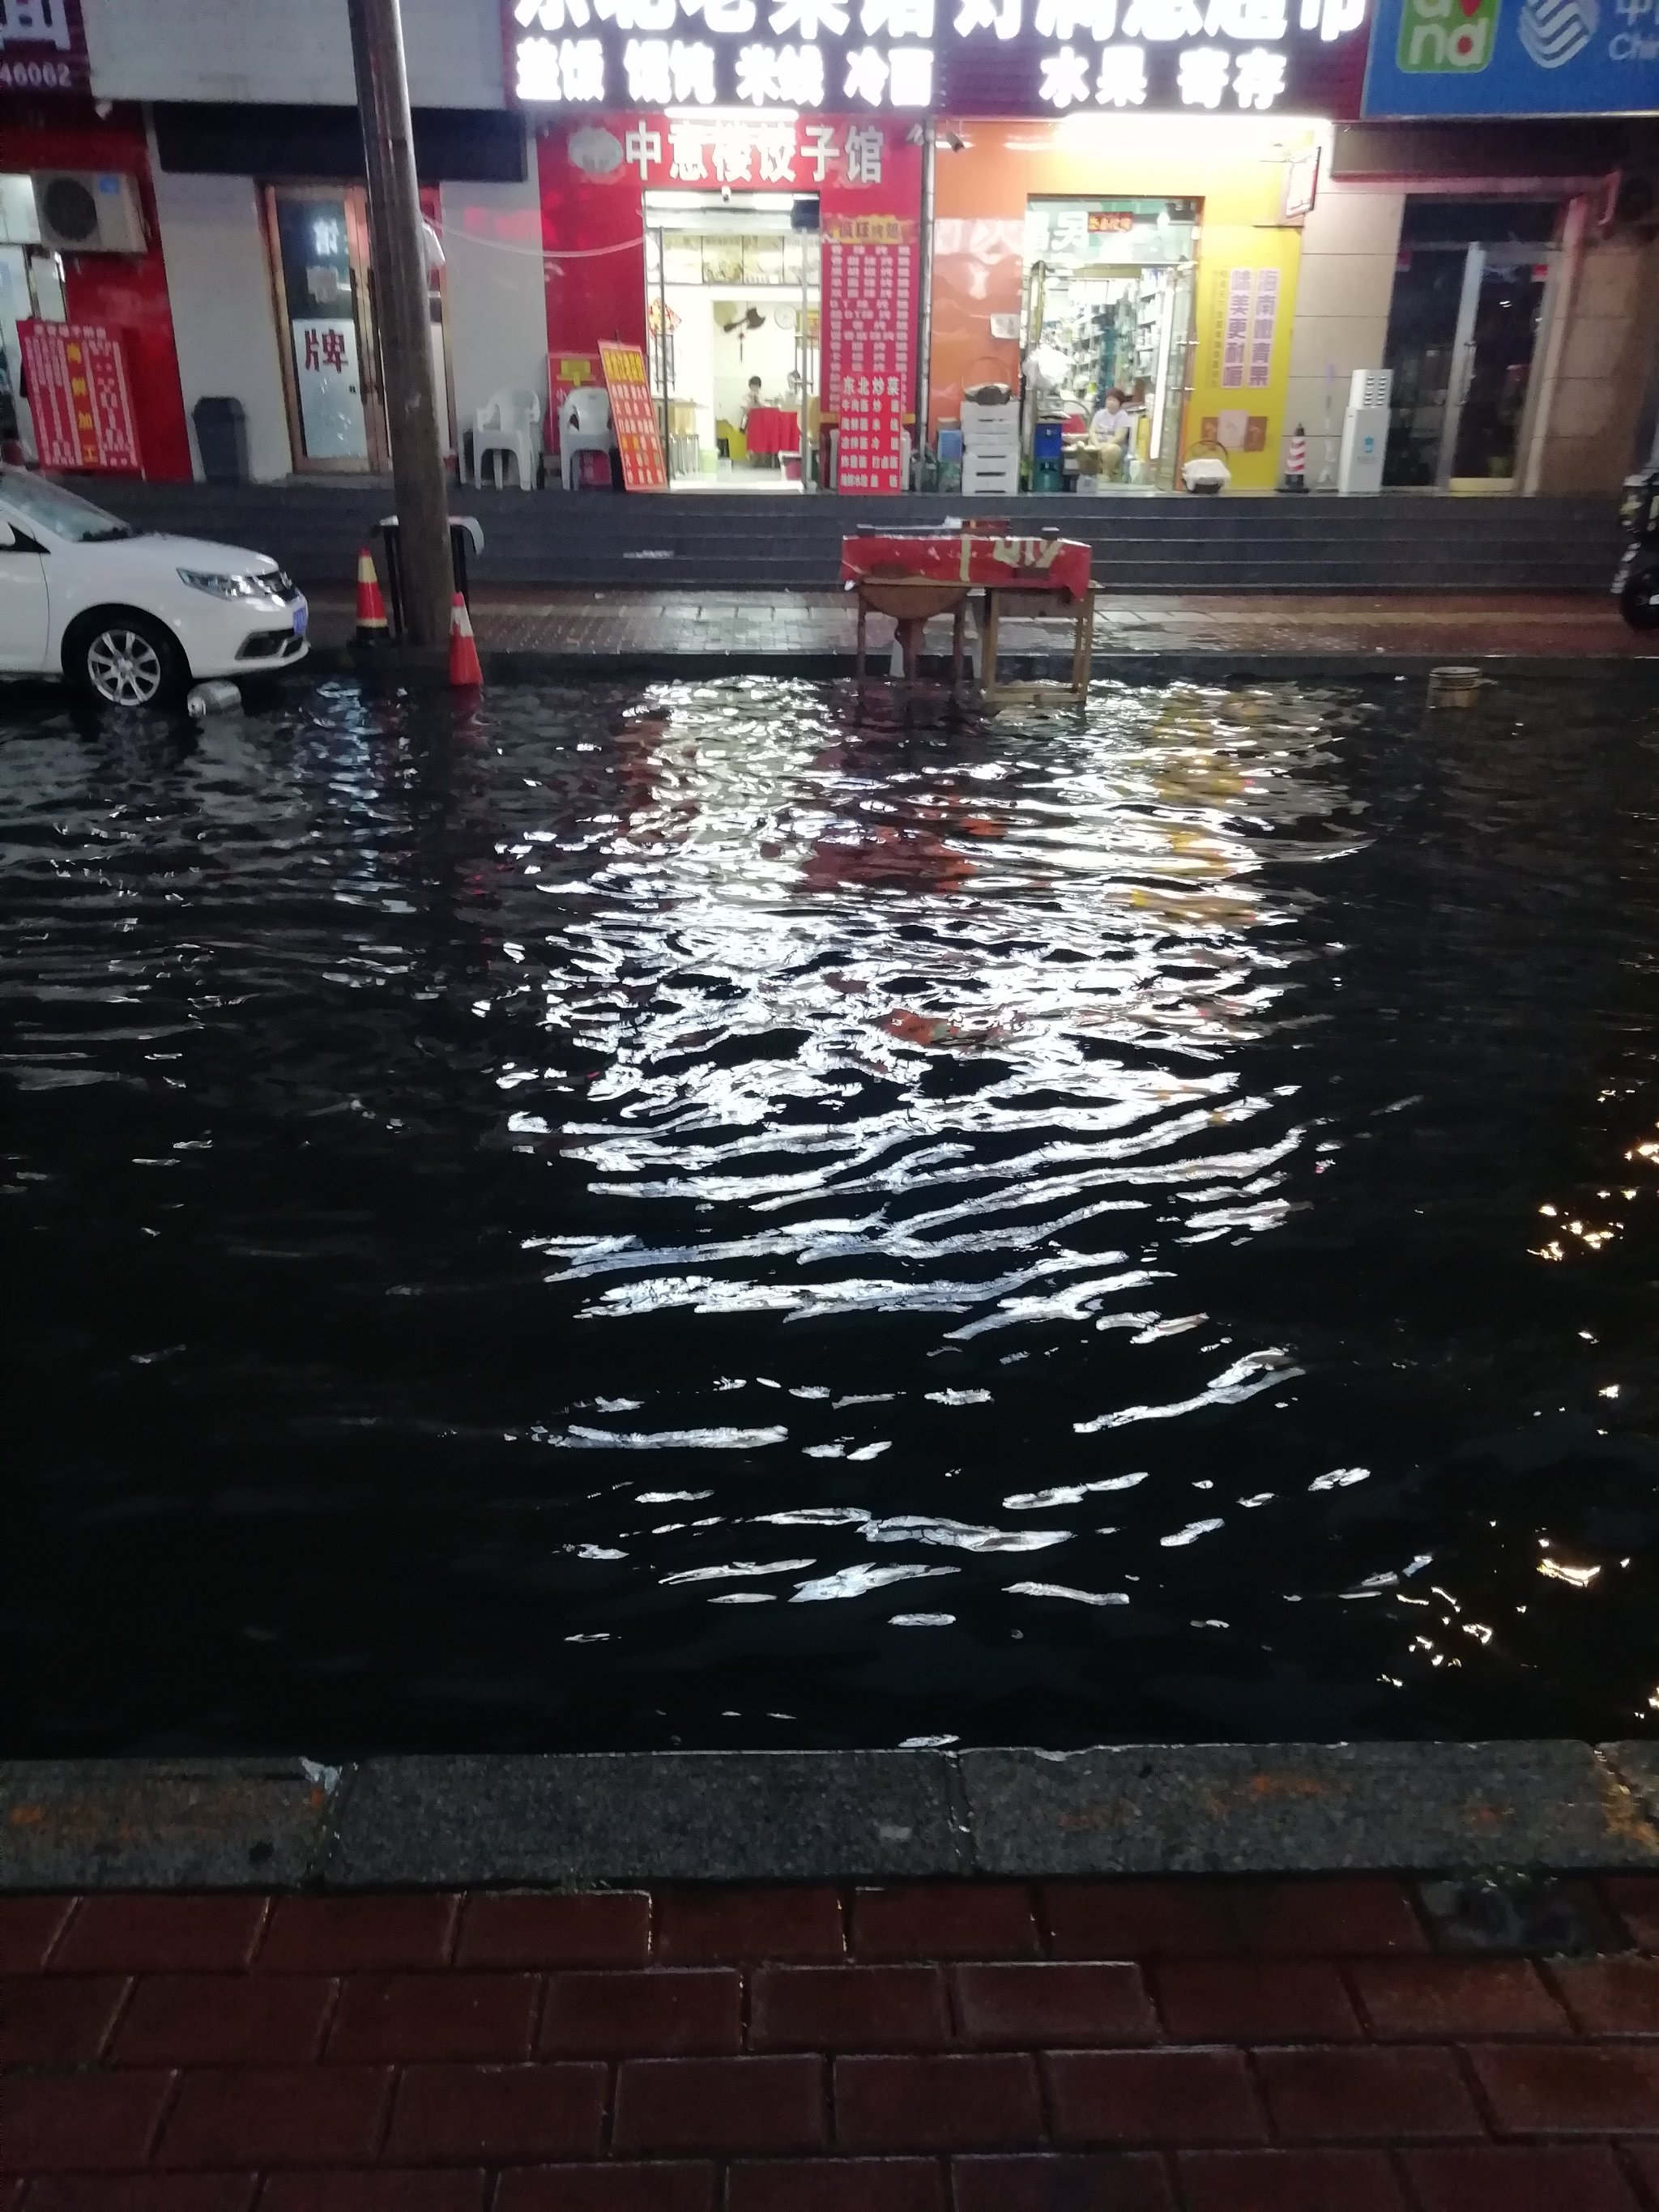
[348,0,451,649]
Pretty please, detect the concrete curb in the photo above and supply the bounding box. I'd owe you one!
[2,1743,1657,1890]
[303,646,1659,689]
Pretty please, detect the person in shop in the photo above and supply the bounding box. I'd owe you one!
[1090,387,1134,446]
[739,374,765,427]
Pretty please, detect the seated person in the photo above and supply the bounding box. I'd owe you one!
[739,375,764,426]
[1091,387,1134,445]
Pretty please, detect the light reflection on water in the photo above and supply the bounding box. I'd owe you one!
[3,673,1659,1753]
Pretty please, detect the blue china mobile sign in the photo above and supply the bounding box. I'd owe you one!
[503,0,1374,118]
[1364,0,1659,112]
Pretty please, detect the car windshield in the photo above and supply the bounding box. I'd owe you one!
[0,470,133,543]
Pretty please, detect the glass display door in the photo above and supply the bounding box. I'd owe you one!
[265,185,386,472]
[1384,241,1553,491]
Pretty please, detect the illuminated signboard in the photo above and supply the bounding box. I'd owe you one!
[0,0,89,93]
[503,0,1372,117]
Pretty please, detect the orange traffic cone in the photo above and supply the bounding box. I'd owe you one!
[448,591,483,689]
[353,545,389,646]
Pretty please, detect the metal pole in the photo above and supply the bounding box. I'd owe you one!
[913,117,936,492]
[347,0,451,650]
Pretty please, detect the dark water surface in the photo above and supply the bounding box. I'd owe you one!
[5,673,1659,1756]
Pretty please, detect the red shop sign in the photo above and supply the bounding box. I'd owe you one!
[823,213,915,495]
[18,320,143,474]
[0,0,89,95]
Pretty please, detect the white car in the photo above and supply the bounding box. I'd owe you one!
[0,467,308,708]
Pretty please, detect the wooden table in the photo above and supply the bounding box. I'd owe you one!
[851,575,1096,703]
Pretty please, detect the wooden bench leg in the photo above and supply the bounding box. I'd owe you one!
[1073,588,1096,694]
[982,590,1000,705]
[855,595,867,684]
[951,597,966,697]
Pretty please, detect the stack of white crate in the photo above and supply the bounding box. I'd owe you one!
[961,390,1021,498]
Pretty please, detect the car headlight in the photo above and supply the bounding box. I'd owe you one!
[177,568,276,600]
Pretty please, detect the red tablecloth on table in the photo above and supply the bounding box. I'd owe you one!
[841,532,1093,603]
[745,407,799,456]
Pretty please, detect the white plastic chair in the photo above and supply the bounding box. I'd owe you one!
[472,388,542,491]
[560,385,614,492]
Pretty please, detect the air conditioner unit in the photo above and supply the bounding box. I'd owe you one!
[32,172,147,254]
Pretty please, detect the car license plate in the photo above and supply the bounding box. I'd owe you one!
[292,603,308,637]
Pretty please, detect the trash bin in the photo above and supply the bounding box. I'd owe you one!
[192,396,249,484]
[377,514,484,641]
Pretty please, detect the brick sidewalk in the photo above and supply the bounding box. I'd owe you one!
[303,587,1659,661]
[4,1877,1659,2209]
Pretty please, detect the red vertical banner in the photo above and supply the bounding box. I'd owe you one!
[598,339,667,492]
[18,321,141,472]
[822,215,915,496]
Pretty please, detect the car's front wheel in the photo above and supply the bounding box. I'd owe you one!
[68,611,187,708]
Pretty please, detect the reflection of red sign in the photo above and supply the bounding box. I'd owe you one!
[19,320,142,473]
[0,0,89,94]
[1088,211,1137,234]
[823,214,915,497]
[598,339,666,492]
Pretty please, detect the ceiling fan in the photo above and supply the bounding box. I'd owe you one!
[720,307,766,334]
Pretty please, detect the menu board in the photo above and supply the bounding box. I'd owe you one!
[598,339,667,492]
[18,320,141,472]
[823,214,915,497]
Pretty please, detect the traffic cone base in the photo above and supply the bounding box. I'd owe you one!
[448,591,483,689]
[354,545,389,646]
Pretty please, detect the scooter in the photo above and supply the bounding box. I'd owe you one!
[1614,467,1659,630]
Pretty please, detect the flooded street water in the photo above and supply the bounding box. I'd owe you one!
[4,672,1659,1756]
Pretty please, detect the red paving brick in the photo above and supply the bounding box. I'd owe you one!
[1469,2042,1659,2133]
[382,2063,607,2164]
[454,1893,649,1969]
[953,1963,1158,2047]
[727,2159,948,2212]
[1350,1958,1570,2039]
[156,2065,393,2169]
[258,1897,460,1973]
[1154,1962,1360,2044]
[0,1975,127,2064]
[1255,2046,1481,2141]
[750,1965,950,2051]
[0,2070,176,2172]
[1044,2048,1266,2147]
[113,1975,334,2067]
[9,1875,1659,2197]
[834,2053,1043,2150]
[257,2180,488,2212]
[1604,1877,1659,1952]
[23,2184,258,2212]
[537,1968,740,2056]
[612,2056,828,2155]
[0,1898,75,1972]
[1403,2145,1644,2212]
[53,1899,268,1975]
[494,2168,717,2211]
[852,1886,1040,1961]
[1043,1882,1241,1960]
[1176,2149,1410,2212]
[325,1973,538,2062]
[952,2152,1175,2211]
[1549,1958,1659,2035]
[655,1887,845,1963]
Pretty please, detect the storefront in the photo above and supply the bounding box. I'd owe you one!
[509,0,1372,497]
[1359,0,1659,497]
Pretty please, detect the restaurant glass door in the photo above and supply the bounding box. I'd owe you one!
[265,185,386,473]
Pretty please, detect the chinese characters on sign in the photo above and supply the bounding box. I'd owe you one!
[613,112,890,187]
[0,0,89,93]
[599,338,668,489]
[823,214,915,494]
[505,0,1367,112]
[1220,266,1277,389]
[17,321,141,472]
